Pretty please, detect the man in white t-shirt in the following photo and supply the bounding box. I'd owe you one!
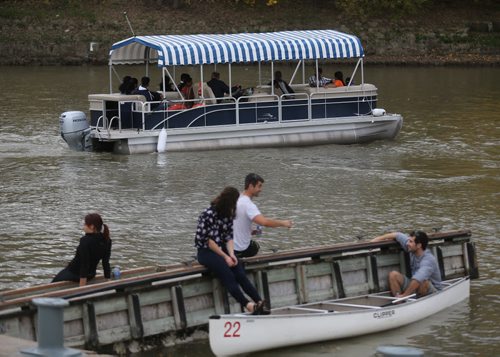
[233,173,293,258]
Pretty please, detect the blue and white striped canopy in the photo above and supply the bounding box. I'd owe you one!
[109,29,364,66]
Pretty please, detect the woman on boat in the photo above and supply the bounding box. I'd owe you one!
[52,213,112,286]
[159,75,175,92]
[332,71,346,87]
[195,187,268,315]
[180,75,195,108]
[119,75,132,94]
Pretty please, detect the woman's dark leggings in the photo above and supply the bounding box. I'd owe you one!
[52,267,80,283]
[197,248,261,307]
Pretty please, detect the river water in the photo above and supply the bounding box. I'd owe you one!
[0,65,498,356]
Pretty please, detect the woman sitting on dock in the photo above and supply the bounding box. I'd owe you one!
[52,213,112,286]
[195,187,268,315]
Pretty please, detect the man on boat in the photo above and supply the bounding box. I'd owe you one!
[207,72,242,103]
[371,231,442,297]
[233,173,293,258]
[270,71,295,99]
[308,67,332,87]
[134,76,162,102]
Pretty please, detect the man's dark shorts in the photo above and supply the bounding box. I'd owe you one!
[235,240,260,258]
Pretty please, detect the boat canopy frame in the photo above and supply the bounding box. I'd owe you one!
[107,29,366,97]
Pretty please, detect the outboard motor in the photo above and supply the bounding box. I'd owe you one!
[59,111,92,151]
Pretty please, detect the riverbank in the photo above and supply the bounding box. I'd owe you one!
[0,0,499,66]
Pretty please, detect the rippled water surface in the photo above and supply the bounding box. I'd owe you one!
[0,65,498,356]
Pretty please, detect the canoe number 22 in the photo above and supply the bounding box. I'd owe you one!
[224,321,241,337]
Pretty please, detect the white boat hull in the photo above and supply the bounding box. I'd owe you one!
[92,114,402,154]
[209,277,469,356]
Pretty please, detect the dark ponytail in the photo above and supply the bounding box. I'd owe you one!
[84,213,110,240]
[101,223,110,240]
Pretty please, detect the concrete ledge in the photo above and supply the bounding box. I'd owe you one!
[0,335,113,357]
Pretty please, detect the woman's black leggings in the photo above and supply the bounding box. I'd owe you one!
[52,267,80,283]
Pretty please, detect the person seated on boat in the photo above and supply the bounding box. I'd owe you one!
[233,173,293,258]
[269,71,295,99]
[371,231,442,298]
[133,76,163,103]
[119,75,132,94]
[128,77,139,94]
[207,72,242,103]
[177,73,191,91]
[52,213,112,287]
[180,75,195,108]
[195,186,269,315]
[329,71,346,87]
[117,76,138,95]
[308,67,332,87]
[345,76,354,86]
[159,75,175,92]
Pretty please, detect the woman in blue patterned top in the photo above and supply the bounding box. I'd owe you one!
[195,186,268,315]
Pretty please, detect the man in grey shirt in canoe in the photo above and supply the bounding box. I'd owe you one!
[371,231,442,298]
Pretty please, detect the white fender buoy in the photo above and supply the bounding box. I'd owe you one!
[372,108,386,117]
[157,128,167,153]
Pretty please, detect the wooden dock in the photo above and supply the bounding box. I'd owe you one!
[0,230,478,355]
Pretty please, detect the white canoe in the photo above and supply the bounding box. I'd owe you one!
[209,277,470,356]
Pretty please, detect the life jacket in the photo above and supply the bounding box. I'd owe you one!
[167,103,186,111]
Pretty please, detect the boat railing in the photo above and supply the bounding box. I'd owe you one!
[92,115,107,142]
[149,98,239,130]
[91,114,120,138]
[183,101,239,129]
[94,115,104,129]
[279,92,310,122]
[88,94,147,131]
[309,93,377,117]
[107,116,120,133]
[152,93,371,130]
[95,87,379,133]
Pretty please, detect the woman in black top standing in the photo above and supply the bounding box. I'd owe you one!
[52,213,112,286]
[195,187,268,315]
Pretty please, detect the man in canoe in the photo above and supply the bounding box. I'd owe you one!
[371,231,442,297]
[233,173,293,258]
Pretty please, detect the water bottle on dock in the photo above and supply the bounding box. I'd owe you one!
[112,266,121,279]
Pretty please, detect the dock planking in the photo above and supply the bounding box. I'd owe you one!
[0,230,478,354]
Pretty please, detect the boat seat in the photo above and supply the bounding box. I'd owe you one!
[271,307,329,315]
[246,86,280,102]
[304,84,378,99]
[289,83,309,93]
[192,82,217,105]
[254,85,271,94]
[88,93,146,111]
[161,91,183,101]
